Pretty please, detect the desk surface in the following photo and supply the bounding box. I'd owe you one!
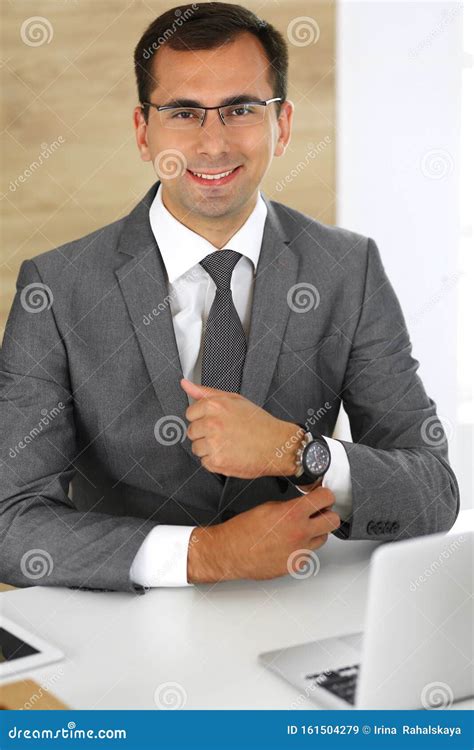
[1,512,473,710]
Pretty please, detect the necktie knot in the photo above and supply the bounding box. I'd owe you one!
[200,249,242,290]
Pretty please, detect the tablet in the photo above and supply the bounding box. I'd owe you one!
[0,616,65,678]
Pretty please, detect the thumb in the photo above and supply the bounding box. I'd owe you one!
[179,377,224,400]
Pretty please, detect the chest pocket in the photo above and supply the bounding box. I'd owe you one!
[271,333,345,420]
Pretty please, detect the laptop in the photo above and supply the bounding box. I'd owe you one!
[259,529,473,709]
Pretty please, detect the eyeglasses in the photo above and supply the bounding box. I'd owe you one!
[140,97,282,130]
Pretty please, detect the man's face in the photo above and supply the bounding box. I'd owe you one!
[134,32,293,223]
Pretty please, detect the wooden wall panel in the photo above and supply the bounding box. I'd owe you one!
[1,0,335,328]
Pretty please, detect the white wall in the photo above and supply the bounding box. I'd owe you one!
[335,1,469,504]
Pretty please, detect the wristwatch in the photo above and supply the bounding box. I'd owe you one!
[290,423,331,485]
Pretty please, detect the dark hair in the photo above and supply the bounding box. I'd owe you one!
[134,2,288,121]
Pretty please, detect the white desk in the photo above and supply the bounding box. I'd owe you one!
[1,512,473,710]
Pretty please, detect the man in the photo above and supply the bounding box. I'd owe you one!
[0,3,459,594]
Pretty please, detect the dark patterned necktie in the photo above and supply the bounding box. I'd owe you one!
[199,249,247,393]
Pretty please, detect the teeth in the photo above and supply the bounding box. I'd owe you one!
[192,169,235,180]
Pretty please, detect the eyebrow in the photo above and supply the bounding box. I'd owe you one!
[156,94,265,108]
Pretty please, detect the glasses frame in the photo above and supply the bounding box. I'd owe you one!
[140,97,283,128]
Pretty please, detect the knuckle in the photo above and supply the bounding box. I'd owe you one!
[318,486,335,503]
[208,399,221,413]
[210,436,222,451]
[325,510,341,528]
[208,417,222,434]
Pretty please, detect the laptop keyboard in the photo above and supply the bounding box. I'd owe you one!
[305,663,360,705]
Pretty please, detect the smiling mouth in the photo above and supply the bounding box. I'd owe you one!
[186,166,242,185]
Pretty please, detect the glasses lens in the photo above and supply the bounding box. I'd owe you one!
[159,107,204,130]
[221,103,265,127]
[155,103,269,129]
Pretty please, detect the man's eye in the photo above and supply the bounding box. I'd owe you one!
[171,109,199,119]
[230,105,256,117]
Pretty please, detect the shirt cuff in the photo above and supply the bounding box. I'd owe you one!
[129,525,197,587]
[295,436,353,521]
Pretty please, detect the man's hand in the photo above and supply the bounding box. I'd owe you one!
[180,377,303,479]
[187,486,341,583]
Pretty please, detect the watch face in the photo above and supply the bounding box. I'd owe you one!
[303,440,330,478]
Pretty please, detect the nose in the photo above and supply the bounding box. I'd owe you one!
[195,109,231,159]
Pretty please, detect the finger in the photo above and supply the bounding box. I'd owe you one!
[185,394,233,422]
[185,401,206,422]
[190,437,209,458]
[180,378,232,401]
[307,533,329,550]
[308,508,341,536]
[294,487,336,516]
[187,420,208,441]
[180,378,221,397]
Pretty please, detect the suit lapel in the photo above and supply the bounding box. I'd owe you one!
[239,196,299,407]
[114,182,299,472]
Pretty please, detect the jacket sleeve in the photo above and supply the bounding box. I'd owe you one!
[333,238,460,542]
[0,259,158,593]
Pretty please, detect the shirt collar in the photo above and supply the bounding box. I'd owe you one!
[149,182,268,284]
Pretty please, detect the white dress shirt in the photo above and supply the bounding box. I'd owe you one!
[129,184,352,588]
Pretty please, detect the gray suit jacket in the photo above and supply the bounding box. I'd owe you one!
[0,181,459,594]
